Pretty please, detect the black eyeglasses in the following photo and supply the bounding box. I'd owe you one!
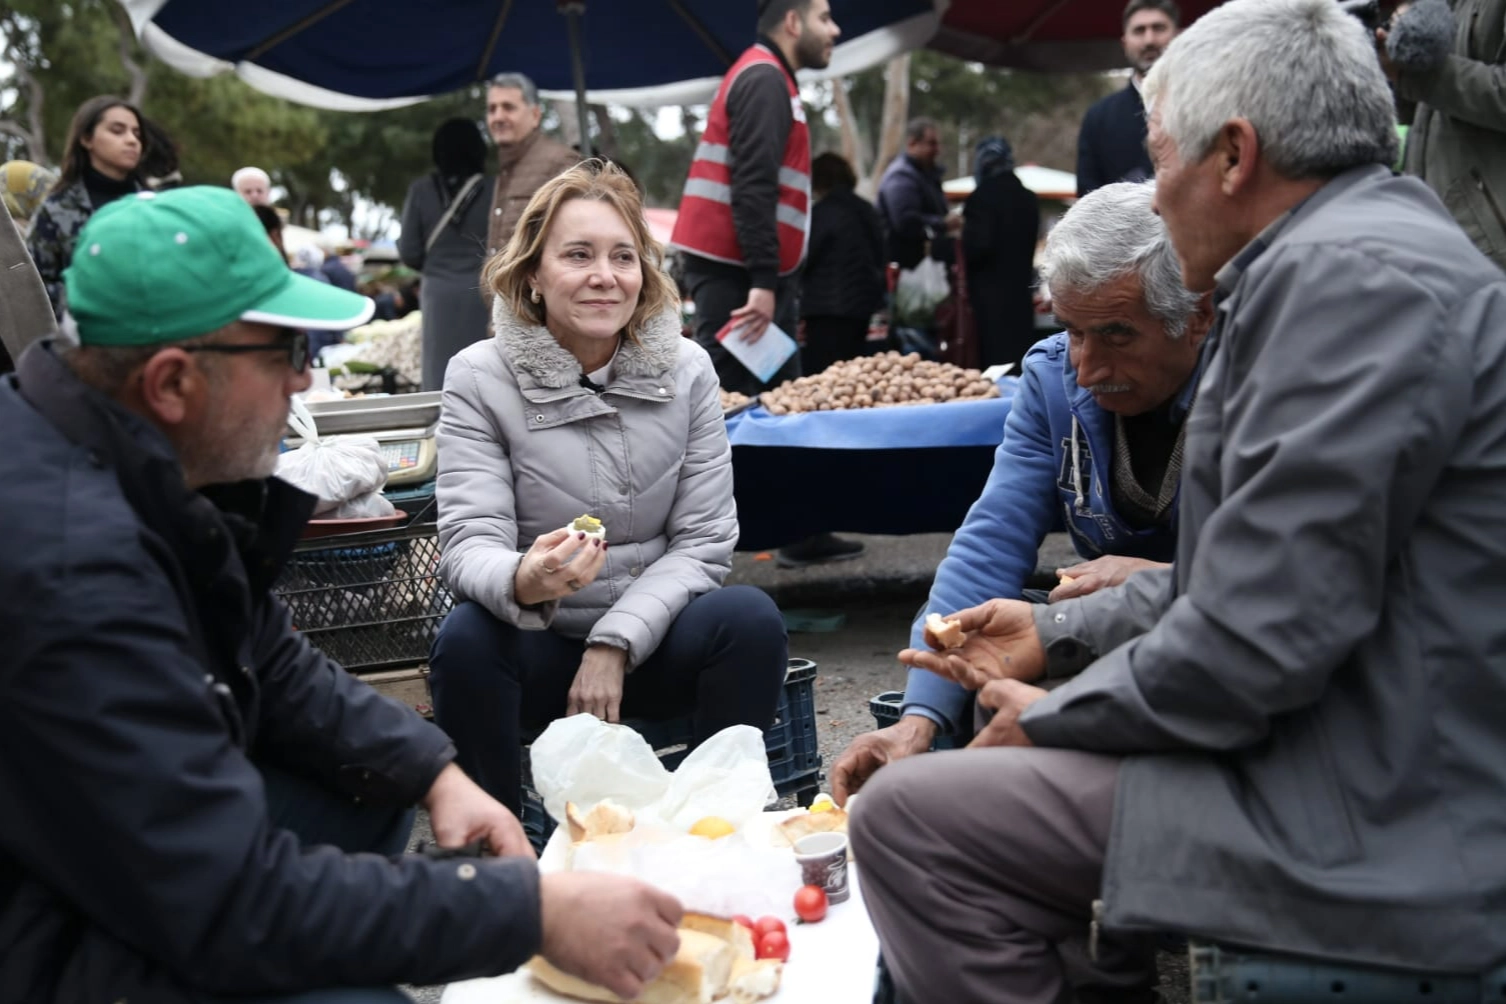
[184,330,310,372]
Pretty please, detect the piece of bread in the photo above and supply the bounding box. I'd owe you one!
[923,612,965,650]
[773,806,849,846]
[679,912,755,960]
[564,799,635,843]
[1058,572,1076,586]
[527,928,734,1004]
[729,957,784,1003]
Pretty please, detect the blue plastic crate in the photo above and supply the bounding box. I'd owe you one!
[523,657,823,853]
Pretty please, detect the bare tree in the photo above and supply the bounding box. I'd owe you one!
[0,10,49,163]
[831,77,869,192]
[590,104,618,160]
[868,55,910,193]
[109,3,150,106]
[551,98,582,150]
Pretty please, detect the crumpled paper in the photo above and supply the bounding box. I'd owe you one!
[529,715,800,918]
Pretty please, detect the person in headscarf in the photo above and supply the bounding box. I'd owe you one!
[962,136,1040,369]
[399,117,493,390]
[2,161,60,236]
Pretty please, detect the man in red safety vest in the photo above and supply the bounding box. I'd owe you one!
[670,0,839,399]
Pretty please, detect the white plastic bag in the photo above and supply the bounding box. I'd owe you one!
[893,255,950,328]
[275,397,394,517]
[529,714,673,827]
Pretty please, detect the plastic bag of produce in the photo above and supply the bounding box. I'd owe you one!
[275,398,395,518]
[892,256,950,328]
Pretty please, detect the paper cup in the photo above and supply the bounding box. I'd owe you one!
[794,831,850,904]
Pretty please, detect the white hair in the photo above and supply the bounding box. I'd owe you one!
[1143,0,1397,179]
[232,166,270,190]
[1039,181,1200,339]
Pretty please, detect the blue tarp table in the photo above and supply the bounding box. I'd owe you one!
[724,378,1018,551]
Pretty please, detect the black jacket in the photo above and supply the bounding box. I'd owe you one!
[0,344,542,1003]
[963,171,1040,368]
[801,187,885,320]
[876,153,954,269]
[1076,81,1155,196]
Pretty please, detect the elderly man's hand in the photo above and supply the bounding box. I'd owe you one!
[1049,556,1167,602]
[830,716,938,806]
[968,680,1049,748]
[898,598,1045,691]
[423,763,536,860]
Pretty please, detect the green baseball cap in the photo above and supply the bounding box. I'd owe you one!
[64,186,374,347]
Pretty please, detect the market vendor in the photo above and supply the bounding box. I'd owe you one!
[833,180,1211,799]
[428,161,789,816]
[0,186,684,1004]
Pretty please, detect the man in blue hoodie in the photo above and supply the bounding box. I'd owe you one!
[832,181,1211,800]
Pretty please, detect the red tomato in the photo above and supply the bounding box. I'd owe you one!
[732,914,756,933]
[753,915,787,939]
[794,884,828,923]
[757,929,791,962]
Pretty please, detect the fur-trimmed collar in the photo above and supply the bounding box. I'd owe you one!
[492,300,683,389]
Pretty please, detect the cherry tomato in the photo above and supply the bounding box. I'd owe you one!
[753,915,787,939]
[732,914,755,933]
[794,884,828,923]
[757,929,791,962]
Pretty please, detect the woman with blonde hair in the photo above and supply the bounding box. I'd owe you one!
[429,160,787,812]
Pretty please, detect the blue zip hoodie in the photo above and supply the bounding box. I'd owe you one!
[902,332,1198,731]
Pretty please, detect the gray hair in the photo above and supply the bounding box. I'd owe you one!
[1040,181,1199,339]
[231,166,270,189]
[487,72,541,107]
[1142,0,1397,180]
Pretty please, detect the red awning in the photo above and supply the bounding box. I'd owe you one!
[931,0,1222,73]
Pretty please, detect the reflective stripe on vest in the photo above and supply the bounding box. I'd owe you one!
[669,45,811,276]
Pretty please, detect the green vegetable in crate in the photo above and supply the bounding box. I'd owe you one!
[568,514,606,540]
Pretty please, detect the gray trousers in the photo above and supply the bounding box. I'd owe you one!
[849,747,1158,1004]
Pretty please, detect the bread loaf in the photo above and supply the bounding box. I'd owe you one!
[923,612,965,650]
[527,928,734,1004]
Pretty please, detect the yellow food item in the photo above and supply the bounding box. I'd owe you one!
[689,815,737,839]
[571,514,604,534]
[809,793,836,813]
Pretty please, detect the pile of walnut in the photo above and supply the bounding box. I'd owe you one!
[721,389,752,413]
[759,352,999,415]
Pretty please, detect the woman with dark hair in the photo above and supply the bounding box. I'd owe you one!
[398,117,493,390]
[799,152,885,374]
[26,95,147,316]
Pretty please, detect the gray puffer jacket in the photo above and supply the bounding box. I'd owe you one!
[436,303,736,667]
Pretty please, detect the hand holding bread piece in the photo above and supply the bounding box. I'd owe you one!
[536,871,685,1002]
[923,612,965,650]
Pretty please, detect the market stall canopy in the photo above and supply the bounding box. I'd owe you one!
[120,0,945,112]
[943,164,1077,202]
[929,0,1219,73]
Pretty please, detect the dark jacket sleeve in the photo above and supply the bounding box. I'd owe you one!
[0,534,542,993]
[962,186,1000,267]
[398,177,431,272]
[250,596,455,806]
[1076,105,1104,197]
[726,64,793,290]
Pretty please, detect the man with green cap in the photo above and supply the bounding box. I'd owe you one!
[0,187,684,1003]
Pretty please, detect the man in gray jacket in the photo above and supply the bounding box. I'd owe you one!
[1381,0,1506,272]
[850,1,1506,1001]
[0,196,55,371]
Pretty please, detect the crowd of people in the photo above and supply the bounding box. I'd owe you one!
[3,0,1506,1001]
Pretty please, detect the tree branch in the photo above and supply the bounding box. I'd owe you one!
[111,4,150,106]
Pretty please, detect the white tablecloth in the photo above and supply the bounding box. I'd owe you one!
[441,811,879,1004]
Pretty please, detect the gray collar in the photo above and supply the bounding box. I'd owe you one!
[492,299,683,399]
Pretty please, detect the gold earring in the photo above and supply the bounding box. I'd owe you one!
[530,287,541,303]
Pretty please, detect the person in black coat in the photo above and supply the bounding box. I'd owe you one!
[963,137,1040,370]
[1075,0,1180,196]
[800,153,885,375]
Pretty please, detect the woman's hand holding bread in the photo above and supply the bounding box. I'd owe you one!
[515,527,608,607]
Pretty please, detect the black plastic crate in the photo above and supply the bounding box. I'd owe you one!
[274,523,450,674]
[870,690,905,730]
[523,657,824,853]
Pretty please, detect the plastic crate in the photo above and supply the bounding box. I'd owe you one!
[870,690,905,730]
[274,523,451,674]
[522,657,824,853]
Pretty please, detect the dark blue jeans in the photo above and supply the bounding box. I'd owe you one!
[201,764,416,1002]
[429,585,789,813]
